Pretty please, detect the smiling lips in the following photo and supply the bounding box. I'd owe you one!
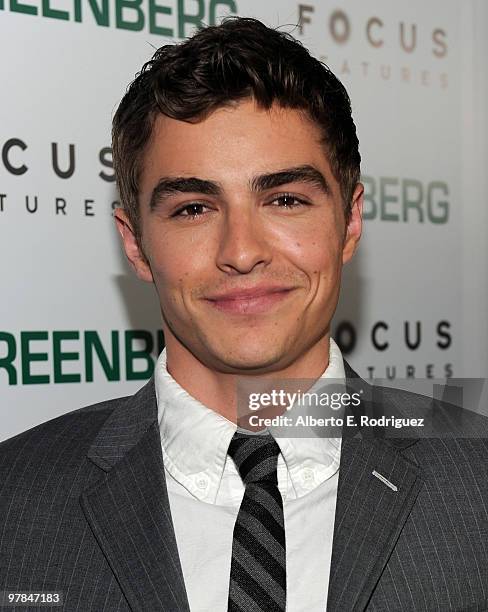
[204,285,296,314]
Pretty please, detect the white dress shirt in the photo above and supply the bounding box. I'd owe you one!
[155,339,345,612]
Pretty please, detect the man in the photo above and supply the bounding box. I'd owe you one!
[1,16,488,612]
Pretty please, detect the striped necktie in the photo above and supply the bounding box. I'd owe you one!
[227,431,286,612]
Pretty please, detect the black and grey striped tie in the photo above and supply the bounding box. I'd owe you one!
[227,431,286,612]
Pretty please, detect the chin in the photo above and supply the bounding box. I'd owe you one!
[209,342,290,373]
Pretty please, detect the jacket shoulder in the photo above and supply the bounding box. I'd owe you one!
[373,384,488,469]
[0,395,130,481]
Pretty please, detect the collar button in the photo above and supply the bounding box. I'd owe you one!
[196,476,208,490]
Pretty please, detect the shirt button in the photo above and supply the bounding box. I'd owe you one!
[302,468,315,483]
[196,477,208,490]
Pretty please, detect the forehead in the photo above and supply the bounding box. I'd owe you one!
[139,98,336,192]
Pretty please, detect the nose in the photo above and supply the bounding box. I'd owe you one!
[215,205,272,275]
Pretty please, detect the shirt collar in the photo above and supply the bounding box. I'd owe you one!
[155,339,344,502]
[267,338,344,498]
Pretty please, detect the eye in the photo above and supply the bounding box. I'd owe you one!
[171,203,211,219]
[268,193,310,209]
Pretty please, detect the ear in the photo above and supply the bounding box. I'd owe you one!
[342,182,363,264]
[113,208,154,283]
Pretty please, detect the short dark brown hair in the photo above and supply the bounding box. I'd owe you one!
[112,16,361,245]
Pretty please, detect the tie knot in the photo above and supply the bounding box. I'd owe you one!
[227,431,281,486]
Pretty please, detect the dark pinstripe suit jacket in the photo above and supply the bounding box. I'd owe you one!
[1,363,488,612]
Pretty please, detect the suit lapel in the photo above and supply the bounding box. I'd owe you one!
[327,437,423,611]
[80,378,190,612]
[327,362,424,611]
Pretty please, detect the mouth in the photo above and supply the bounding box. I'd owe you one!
[204,288,295,315]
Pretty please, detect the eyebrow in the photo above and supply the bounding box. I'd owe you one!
[149,176,220,211]
[148,164,331,211]
[250,165,331,196]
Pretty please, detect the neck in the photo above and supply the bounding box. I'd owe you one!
[162,334,331,424]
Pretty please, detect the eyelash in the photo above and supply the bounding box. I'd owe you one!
[171,194,310,220]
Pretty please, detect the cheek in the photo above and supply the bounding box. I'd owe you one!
[148,238,213,309]
[145,223,205,274]
[151,257,190,300]
[284,226,343,281]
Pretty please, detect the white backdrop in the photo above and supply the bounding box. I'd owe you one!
[1,0,487,441]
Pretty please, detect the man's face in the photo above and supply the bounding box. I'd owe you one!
[115,98,362,374]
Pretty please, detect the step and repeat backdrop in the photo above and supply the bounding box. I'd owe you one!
[1,0,487,441]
